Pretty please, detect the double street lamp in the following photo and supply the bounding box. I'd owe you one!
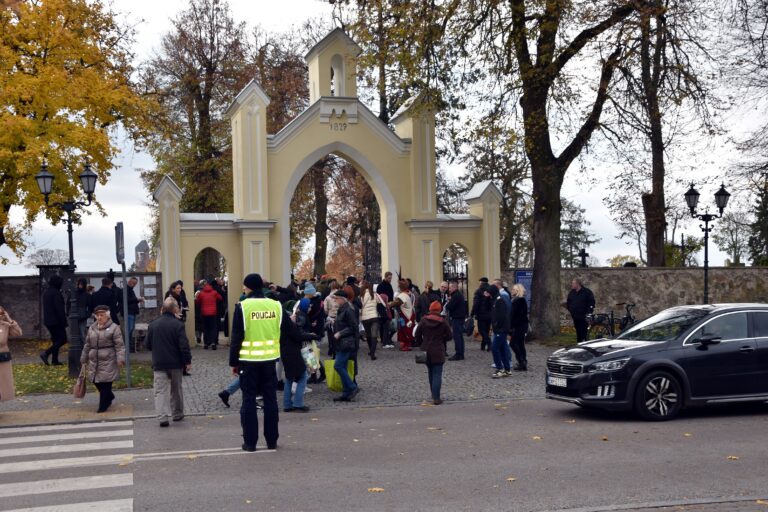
[35,162,98,268]
[684,182,731,304]
[35,161,98,376]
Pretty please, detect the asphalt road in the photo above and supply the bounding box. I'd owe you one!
[3,398,767,512]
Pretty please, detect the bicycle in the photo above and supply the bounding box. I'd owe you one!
[615,302,636,332]
[587,311,614,339]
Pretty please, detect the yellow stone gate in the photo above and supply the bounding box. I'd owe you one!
[154,29,502,341]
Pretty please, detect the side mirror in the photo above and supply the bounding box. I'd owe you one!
[696,333,722,346]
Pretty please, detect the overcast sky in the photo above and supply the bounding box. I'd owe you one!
[0,0,737,277]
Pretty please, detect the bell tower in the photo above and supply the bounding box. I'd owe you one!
[305,28,362,103]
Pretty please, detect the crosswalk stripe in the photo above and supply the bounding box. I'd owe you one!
[0,430,134,446]
[0,473,133,498]
[0,454,127,474]
[0,440,133,458]
[0,421,133,435]
[0,498,133,512]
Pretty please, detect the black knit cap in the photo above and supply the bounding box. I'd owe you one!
[243,273,263,292]
[333,290,348,299]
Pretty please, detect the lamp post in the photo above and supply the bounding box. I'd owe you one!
[35,161,98,376]
[684,182,731,304]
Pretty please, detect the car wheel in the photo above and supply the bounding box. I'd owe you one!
[634,371,682,421]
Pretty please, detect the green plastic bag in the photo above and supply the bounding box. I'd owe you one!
[324,359,355,392]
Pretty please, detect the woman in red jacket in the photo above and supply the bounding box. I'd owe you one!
[195,280,223,350]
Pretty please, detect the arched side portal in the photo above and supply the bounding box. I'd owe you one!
[280,141,398,284]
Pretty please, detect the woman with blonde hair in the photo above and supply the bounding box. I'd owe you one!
[359,280,380,360]
[0,306,21,402]
[509,283,529,371]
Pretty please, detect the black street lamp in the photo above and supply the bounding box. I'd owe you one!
[35,162,98,268]
[35,161,98,376]
[684,182,730,304]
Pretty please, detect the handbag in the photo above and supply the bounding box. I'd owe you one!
[73,367,87,399]
[336,335,356,353]
[463,317,475,336]
[415,350,428,364]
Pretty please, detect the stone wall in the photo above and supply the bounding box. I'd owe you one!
[501,267,768,325]
[0,276,44,338]
[0,272,163,340]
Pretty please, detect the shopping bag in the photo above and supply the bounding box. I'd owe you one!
[73,367,87,399]
[324,358,356,393]
[301,341,321,373]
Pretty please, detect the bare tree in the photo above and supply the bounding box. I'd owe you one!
[25,248,69,268]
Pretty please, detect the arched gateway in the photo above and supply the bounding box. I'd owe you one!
[154,29,502,341]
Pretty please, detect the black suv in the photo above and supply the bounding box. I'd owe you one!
[546,304,768,420]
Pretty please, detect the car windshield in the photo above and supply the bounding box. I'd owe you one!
[616,307,709,342]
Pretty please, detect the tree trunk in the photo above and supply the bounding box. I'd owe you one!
[530,169,564,338]
[312,163,329,277]
[520,81,563,338]
[640,7,667,267]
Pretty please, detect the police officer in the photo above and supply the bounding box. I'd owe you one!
[229,273,283,452]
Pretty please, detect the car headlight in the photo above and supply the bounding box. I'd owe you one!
[588,358,630,373]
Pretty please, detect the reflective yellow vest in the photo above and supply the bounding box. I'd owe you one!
[239,298,282,362]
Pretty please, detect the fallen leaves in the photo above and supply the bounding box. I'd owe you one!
[756,499,768,505]
[186,454,198,460]
[427,427,443,431]
[727,455,740,461]
[367,487,385,493]
[565,419,576,424]
[506,477,517,483]
[683,433,693,437]
[600,436,609,442]
[531,436,543,441]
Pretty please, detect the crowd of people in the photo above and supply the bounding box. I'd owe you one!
[30,267,536,451]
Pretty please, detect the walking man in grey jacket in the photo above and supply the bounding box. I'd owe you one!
[146,297,192,427]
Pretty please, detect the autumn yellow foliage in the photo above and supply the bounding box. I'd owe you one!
[0,0,154,259]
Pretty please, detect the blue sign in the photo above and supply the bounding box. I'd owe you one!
[514,270,533,310]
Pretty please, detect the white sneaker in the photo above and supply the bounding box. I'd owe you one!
[304,386,312,393]
[491,363,497,368]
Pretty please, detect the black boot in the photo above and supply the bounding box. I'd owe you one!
[218,390,230,407]
[40,351,50,365]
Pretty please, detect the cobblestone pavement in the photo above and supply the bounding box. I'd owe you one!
[0,334,554,420]
[182,335,552,414]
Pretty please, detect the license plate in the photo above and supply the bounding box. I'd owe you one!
[547,375,567,387]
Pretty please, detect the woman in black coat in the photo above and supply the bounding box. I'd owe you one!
[509,283,529,371]
[282,309,319,412]
[41,275,68,366]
